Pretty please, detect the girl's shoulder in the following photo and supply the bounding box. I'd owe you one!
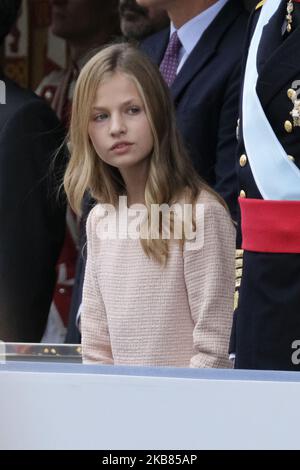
[87,201,116,223]
[183,188,235,253]
[86,202,102,227]
[195,188,232,223]
[193,189,235,238]
[198,189,234,228]
[86,202,113,237]
[178,187,234,239]
[196,188,224,207]
[179,187,228,215]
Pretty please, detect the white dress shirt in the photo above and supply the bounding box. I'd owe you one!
[170,0,229,73]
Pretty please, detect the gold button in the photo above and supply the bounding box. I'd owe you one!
[284,120,293,133]
[287,88,297,100]
[288,155,295,162]
[240,190,246,198]
[239,154,247,167]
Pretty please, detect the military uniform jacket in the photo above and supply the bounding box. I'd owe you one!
[232,0,300,370]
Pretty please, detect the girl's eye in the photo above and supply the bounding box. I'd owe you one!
[127,106,140,115]
[94,113,109,121]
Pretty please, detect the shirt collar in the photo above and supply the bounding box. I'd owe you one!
[170,0,229,56]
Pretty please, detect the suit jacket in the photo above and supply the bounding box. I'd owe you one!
[232,1,300,370]
[0,72,66,342]
[140,0,249,220]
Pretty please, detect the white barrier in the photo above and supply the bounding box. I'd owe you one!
[0,362,299,450]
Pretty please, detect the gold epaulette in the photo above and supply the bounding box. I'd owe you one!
[235,249,244,289]
[255,0,266,10]
[234,249,244,310]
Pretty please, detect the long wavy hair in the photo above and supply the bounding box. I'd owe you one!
[64,43,226,265]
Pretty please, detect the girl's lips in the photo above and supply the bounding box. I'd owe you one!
[110,142,133,154]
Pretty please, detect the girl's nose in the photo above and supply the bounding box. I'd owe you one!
[110,113,127,136]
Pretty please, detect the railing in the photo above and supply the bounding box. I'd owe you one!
[1,342,82,363]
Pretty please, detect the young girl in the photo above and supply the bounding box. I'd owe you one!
[64,43,235,368]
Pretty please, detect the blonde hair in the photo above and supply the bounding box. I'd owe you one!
[64,43,225,265]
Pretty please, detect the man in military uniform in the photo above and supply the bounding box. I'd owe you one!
[231,0,300,370]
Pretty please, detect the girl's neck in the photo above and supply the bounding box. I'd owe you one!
[127,193,145,207]
[119,161,149,207]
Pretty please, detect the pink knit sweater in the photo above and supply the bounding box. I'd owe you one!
[81,190,235,368]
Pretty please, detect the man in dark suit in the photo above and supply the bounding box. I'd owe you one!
[138,0,248,219]
[0,0,66,342]
[231,0,300,370]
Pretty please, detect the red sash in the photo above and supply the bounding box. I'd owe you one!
[239,198,300,253]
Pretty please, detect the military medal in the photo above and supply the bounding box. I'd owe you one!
[288,88,300,127]
[286,1,294,33]
[286,0,300,33]
[290,95,300,127]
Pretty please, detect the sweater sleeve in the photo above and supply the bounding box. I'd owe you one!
[81,207,113,364]
[183,201,235,369]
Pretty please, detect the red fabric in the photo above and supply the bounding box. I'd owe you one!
[53,228,78,327]
[53,283,74,326]
[239,198,300,253]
